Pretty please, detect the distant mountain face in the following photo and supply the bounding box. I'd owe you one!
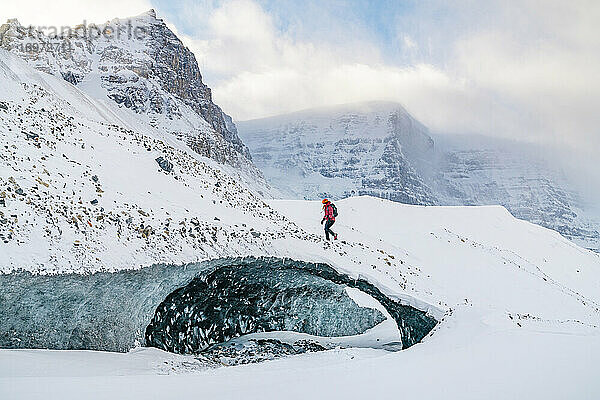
[238,102,437,205]
[0,10,252,170]
[237,102,600,252]
[432,135,600,252]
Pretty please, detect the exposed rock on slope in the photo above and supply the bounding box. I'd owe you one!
[0,10,252,170]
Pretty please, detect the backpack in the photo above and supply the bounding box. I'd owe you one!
[331,203,338,218]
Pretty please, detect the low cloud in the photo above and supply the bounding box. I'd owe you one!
[2,0,598,154]
[178,0,599,155]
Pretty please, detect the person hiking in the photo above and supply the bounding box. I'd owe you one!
[321,198,338,241]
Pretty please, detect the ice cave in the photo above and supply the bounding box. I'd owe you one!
[0,257,437,357]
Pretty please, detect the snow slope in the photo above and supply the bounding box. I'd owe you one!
[2,196,600,399]
[0,49,289,272]
[1,319,598,400]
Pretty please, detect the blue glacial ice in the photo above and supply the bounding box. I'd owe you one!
[0,257,437,354]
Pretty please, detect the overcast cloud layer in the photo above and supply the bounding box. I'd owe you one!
[2,0,599,155]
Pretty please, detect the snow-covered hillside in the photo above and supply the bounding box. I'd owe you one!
[0,49,288,272]
[238,101,436,204]
[2,196,600,399]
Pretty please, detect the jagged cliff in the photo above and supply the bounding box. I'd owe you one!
[0,10,252,169]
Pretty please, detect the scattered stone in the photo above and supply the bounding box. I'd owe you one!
[15,188,25,196]
[294,340,327,352]
[35,177,49,188]
[155,156,173,173]
[92,175,99,183]
[250,231,261,238]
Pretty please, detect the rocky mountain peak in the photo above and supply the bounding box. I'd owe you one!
[141,9,158,20]
[1,18,21,30]
[0,10,253,168]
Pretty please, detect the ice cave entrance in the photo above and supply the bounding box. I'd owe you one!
[144,258,437,355]
[0,257,437,357]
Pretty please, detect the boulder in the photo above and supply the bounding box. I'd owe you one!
[155,156,173,173]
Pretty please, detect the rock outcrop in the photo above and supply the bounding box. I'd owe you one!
[0,10,252,169]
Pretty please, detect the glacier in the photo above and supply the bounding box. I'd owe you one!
[0,257,437,354]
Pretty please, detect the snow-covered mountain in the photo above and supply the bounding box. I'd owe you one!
[0,10,254,172]
[238,101,436,205]
[237,102,600,252]
[433,134,600,252]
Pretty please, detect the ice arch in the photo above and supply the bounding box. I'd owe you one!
[0,257,437,353]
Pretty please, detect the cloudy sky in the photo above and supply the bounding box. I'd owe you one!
[2,0,599,154]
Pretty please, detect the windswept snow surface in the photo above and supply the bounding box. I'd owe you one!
[2,197,600,399]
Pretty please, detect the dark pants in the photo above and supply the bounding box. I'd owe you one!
[324,219,336,240]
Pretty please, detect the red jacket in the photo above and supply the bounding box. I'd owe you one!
[323,203,335,221]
